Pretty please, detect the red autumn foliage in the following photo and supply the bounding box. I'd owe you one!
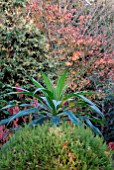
[108,142,114,150]
[27,0,114,91]
[0,84,38,147]
[15,84,23,98]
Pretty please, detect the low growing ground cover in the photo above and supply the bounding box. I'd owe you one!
[0,123,114,170]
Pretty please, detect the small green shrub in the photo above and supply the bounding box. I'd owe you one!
[0,122,113,170]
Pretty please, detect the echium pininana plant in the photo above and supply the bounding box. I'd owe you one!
[0,72,105,136]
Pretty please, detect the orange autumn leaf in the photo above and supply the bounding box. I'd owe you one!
[57,131,62,135]
[60,56,66,60]
[79,15,85,20]
[66,61,73,66]
[68,152,75,159]
[59,18,64,22]
[96,41,101,46]
[87,50,93,56]
[72,51,80,61]
[77,39,86,46]
[70,83,77,91]
[71,71,76,75]
[51,37,57,41]
[63,141,68,148]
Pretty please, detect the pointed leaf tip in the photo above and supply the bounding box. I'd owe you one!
[41,71,54,92]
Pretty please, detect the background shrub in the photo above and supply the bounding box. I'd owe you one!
[0,0,59,123]
[27,0,114,92]
[0,122,113,170]
[0,0,55,96]
[102,95,114,143]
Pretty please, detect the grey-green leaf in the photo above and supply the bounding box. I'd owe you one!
[61,110,81,125]
[51,116,60,125]
[8,108,39,123]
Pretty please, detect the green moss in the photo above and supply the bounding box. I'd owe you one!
[0,122,113,170]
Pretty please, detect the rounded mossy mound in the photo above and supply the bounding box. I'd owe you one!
[0,123,113,170]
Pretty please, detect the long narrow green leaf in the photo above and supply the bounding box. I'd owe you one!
[63,94,104,119]
[33,88,46,93]
[28,116,46,126]
[91,117,105,125]
[90,105,104,119]
[0,108,39,125]
[8,108,39,123]
[10,86,29,92]
[0,117,12,126]
[4,91,50,111]
[0,104,14,111]
[55,72,67,100]
[19,104,32,107]
[41,72,54,93]
[39,111,52,117]
[32,77,54,99]
[42,96,56,114]
[0,100,7,103]
[59,110,81,125]
[85,118,102,136]
[63,92,94,103]
[63,93,79,102]
[76,95,104,119]
[76,94,96,106]
[6,92,44,103]
[76,91,95,95]
[34,88,54,99]
[31,77,44,89]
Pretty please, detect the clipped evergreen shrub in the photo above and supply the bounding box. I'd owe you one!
[0,122,113,170]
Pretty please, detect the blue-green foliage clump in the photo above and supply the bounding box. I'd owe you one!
[0,123,113,170]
